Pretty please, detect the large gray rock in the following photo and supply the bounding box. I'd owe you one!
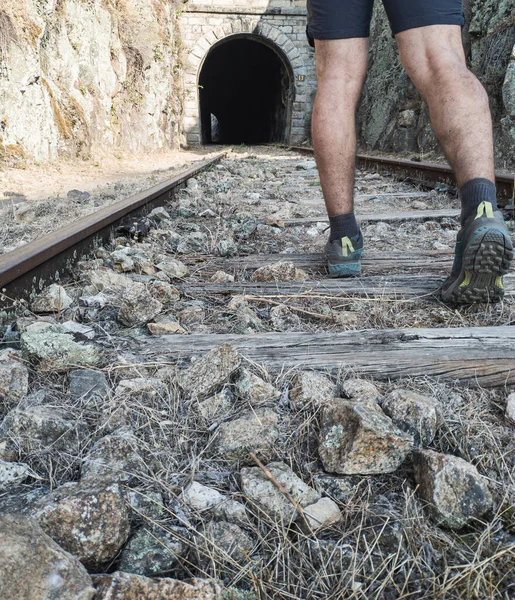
[85,268,133,292]
[0,459,31,489]
[93,572,222,600]
[233,368,280,406]
[0,405,87,454]
[241,461,320,521]
[289,372,336,410]
[81,430,148,483]
[341,378,382,403]
[181,482,247,523]
[196,388,234,422]
[20,325,102,371]
[32,479,130,570]
[177,231,208,254]
[31,284,73,313]
[250,261,307,282]
[413,449,493,529]
[0,350,29,410]
[381,389,442,446]
[318,400,413,475]
[69,369,108,400]
[200,521,254,563]
[0,515,95,600]
[118,526,187,576]
[118,282,163,326]
[214,409,280,462]
[302,497,342,532]
[178,344,241,399]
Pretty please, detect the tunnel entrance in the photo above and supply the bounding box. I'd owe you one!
[199,35,293,145]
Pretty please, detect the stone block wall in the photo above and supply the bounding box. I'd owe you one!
[179,0,316,145]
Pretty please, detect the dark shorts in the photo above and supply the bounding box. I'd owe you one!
[306,0,465,45]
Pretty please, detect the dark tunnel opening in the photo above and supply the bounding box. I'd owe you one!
[199,36,293,145]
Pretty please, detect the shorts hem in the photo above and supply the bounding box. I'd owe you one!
[307,27,371,41]
[392,14,465,35]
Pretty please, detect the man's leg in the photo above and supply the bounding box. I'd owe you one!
[396,25,513,303]
[312,39,369,276]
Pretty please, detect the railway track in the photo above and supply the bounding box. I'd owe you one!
[1,145,514,599]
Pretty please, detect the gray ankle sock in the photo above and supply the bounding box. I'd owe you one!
[329,212,359,242]
[460,178,498,225]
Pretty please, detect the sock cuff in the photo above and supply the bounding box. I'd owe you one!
[460,178,496,197]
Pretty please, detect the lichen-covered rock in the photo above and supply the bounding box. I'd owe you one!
[341,378,382,403]
[211,270,235,283]
[506,392,515,424]
[155,258,189,279]
[381,389,442,446]
[0,515,95,600]
[214,409,280,462]
[217,238,238,257]
[127,490,165,522]
[177,231,208,254]
[31,284,73,313]
[148,281,181,304]
[0,350,29,410]
[318,400,413,475]
[69,369,108,400]
[81,430,148,483]
[241,461,320,521]
[0,459,31,489]
[85,268,133,292]
[413,449,493,529]
[118,282,163,326]
[32,479,130,570]
[233,368,280,406]
[250,261,308,282]
[20,325,102,371]
[196,388,234,422]
[118,526,187,577]
[0,405,87,454]
[289,372,336,410]
[181,481,226,512]
[93,572,222,600]
[302,497,342,532]
[115,378,167,398]
[200,521,254,563]
[178,344,241,399]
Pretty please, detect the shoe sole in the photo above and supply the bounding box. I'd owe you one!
[442,227,513,304]
[328,262,362,277]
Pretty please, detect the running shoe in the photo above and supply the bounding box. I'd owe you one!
[325,232,364,277]
[441,201,513,304]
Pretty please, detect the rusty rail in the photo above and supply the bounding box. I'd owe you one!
[289,146,515,204]
[0,153,225,309]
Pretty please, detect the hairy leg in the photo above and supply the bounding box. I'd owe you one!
[396,25,494,186]
[311,38,369,216]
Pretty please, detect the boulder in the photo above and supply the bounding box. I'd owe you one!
[81,430,148,483]
[69,369,108,401]
[233,368,280,406]
[251,261,308,283]
[214,409,280,462]
[93,572,222,600]
[178,344,241,399]
[413,449,493,529]
[240,461,320,521]
[32,479,130,570]
[289,372,336,410]
[0,405,87,454]
[118,526,187,576]
[302,497,342,532]
[20,325,102,371]
[318,400,413,475]
[341,378,382,403]
[31,284,73,313]
[155,258,189,279]
[0,515,95,600]
[0,459,31,489]
[118,283,163,326]
[0,350,29,409]
[381,389,442,446]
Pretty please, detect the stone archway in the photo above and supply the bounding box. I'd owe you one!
[182,19,307,146]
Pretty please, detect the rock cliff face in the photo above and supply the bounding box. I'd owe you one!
[358,0,515,166]
[0,0,182,164]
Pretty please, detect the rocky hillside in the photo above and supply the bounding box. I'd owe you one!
[359,0,515,166]
[0,0,183,164]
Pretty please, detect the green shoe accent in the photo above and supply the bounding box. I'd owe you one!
[325,232,363,278]
[441,205,513,305]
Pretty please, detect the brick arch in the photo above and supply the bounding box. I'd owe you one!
[183,19,306,145]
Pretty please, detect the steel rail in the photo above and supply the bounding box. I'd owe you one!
[0,153,225,309]
[289,146,515,204]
